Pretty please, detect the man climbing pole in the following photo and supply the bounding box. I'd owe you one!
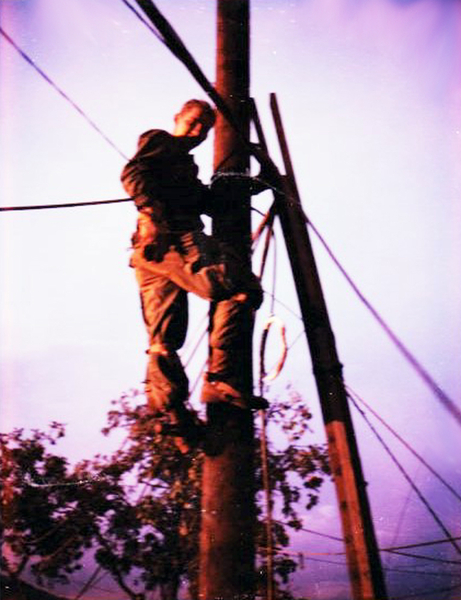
[121,99,268,452]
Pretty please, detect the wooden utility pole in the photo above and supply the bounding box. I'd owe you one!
[269,93,388,600]
[199,2,256,600]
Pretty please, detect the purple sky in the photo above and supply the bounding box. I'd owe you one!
[1,1,461,598]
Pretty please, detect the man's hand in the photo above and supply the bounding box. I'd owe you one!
[143,234,171,262]
[134,208,171,262]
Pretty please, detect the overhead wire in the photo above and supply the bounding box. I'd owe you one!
[383,566,461,578]
[385,460,423,568]
[348,393,461,557]
[0,28,128,161]
[384,537,461,552]
[274,520,343,542]
[0,198,131,212]
[304,214,461,428]
[257,216,277,600]
[124,0,246,141]
[120,0,166,43]
[392,583,461,600]
[264,545,461,567]
[384,549,461,569]
[347,386,461,504]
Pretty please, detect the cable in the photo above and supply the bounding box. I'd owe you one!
[262,545,461,567]
[385,461,423,568]
[289,525,343,543]
[268,547,346,567]
[391,583,461,600]
[383,550,461,565]
[0,28,128,161]
[349,393,461,557]
[384,537,461,552]
[258,403,275,600]
[347,386,461,504]
[73,566,103,600]
[183,321,208,369]
[0,197,131,212]
[306,216,461,428]
[383,566,461,578]
[181,311,209,368]
[120,0,166,43]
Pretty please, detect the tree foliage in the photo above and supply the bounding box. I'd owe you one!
[1,388,330,600]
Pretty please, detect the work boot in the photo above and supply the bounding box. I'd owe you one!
[161,405,205,454]
[201,377,269,411]
[129,406,204,454]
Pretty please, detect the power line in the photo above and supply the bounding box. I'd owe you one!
[0,28,128,161]
[306,215,461,428]
[348,386,461,504]
[120,0,166,43]
[0,197,131,212]
[384,537,461,552]
[274,520,343,543]
[267,545,461,568]
[384,566,461,578]
[385,460,423,569]
[383,550,461,566]
[391,583,461,600]
[349,393,461,557]
[274,538,461,559]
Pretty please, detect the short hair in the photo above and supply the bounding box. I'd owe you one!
[179,99,216,125]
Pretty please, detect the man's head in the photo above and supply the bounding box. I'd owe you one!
[173,100,216,146]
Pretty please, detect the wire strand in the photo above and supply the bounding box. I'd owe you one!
[0,197,131,212]
[347,386,461,504]
[391,583,461,600]
[306,216,461,427]
[349,393,461,557]
[120,0,166,43]
[0,28,128,161]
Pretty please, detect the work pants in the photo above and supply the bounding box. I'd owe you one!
[131,230,263,413]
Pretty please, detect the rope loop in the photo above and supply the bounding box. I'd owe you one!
[260,314,288,384]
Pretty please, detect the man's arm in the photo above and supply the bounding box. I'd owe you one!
[120,130,173,215]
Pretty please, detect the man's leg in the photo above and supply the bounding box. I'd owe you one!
[134,258,203,450]
[133,232,265,411]
[169,232,266,408]
[201,275,268,409]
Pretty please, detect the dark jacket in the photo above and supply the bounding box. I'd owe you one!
[121,129,213,234]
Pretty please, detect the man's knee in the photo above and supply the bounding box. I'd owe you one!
[145,349,189,409]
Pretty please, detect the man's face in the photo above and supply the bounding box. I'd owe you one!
[173,106,215,144]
